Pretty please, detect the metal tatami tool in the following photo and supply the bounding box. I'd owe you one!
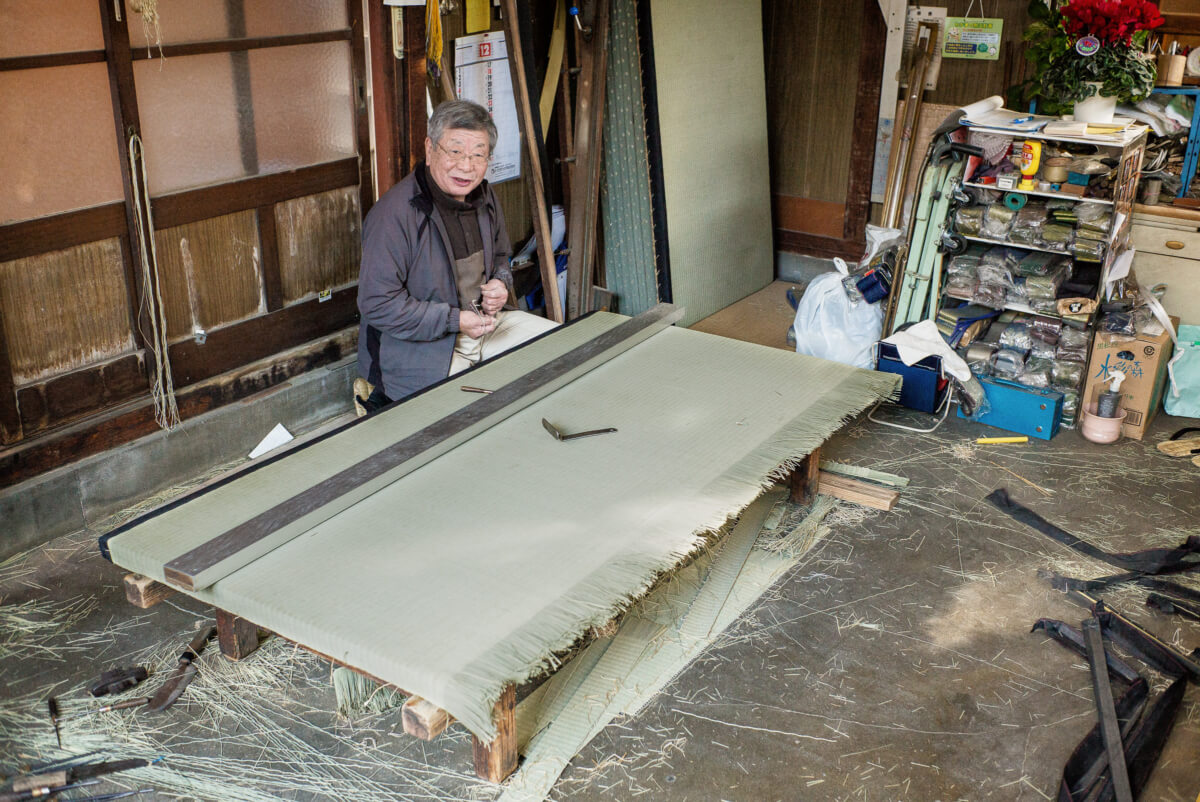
[147,625,218,712]
[48,697,151,747]
[541,418,617,442]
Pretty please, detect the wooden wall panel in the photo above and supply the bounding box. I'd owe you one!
[153,211,265,341]
[764,0,864,203]
[0,238,134,384]
[276,186,362,303]
[924,0,1033,108]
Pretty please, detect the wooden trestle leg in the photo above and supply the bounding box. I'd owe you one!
[472,684,518,782]
[787,446,822,505]
[215,608,260,661]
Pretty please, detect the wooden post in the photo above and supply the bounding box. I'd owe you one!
[501,0,564,322]
[472,684,518,782]
[788,447,822,505]
[124,573,176,609]
[215,608,260,661]
[402,696,453,740]
[564,0,610,320]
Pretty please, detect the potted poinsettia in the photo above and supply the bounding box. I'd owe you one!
[1020,0,1163,122]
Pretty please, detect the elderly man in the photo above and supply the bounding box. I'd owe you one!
[355,99,557,414]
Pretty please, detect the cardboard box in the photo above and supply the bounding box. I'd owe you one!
[1082,319,1178,440]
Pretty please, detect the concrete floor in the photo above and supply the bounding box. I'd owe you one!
[2,288,1199,801]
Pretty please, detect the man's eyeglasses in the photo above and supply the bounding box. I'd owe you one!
[434,141,491,169]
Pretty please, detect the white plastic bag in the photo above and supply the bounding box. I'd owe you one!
[793,259,883,370]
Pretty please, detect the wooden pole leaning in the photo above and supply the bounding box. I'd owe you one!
[502,0,564,322]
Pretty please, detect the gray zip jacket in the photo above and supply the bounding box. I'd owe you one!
[357,166,512,400]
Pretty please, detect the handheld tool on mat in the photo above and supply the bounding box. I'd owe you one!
[146,625,217,712]
[90,666,148,698]
[48,697,151,747]
[2,758,160,801]
[541,418,617,441]
[49,626,217,744]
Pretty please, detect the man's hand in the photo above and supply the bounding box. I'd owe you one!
[480,279,508,315]
[460,310,498,339]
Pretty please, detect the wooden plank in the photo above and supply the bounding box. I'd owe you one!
[501,0,563,323]
[775,229,865,260]
[151,159,360,230]
[565,0,611,320]
[17,353,148,437]
[159,303,682,591]
[124,573,177,609]
[772,196,846,240]
[0,50,106,72]
[472,684,517,782]
[370,3,401,196]
[258,206,284,313]
[0,204,127,263]
[817,471,899,511]
[402,696,453,740]
[165,287,359,387]
[347,0,374,218]
[215,608,260,661]
[401,6,428,175]
[788,447,822,505]
[128,30,350,61]
[843,0,885,241]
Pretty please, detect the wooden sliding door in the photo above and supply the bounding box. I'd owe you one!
[0,0,371,480]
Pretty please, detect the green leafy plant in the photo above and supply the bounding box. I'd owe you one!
[1009,0,1162,113]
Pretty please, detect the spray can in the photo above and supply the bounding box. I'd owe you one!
[1096,370,1125,418]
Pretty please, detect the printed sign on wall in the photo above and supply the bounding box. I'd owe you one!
[942,17,1003,60]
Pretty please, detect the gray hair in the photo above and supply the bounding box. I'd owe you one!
[428,100,497,154]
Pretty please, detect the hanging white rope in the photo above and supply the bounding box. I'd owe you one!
[128,132,181,431]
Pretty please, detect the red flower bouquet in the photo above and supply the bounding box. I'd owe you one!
[1022,0,1162,110]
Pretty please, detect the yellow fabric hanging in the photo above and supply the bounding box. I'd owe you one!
[426,0,444,78]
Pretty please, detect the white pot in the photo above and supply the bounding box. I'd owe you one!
[1073,83,1117,123]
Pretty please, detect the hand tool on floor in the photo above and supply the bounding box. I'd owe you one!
[90,666,148,698]
[4,758,160,799]
[541,418,617,441]
[146,625,218,713]
[48,697,152,747]
[0,778,102,802]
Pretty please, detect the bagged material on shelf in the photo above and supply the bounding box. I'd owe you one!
[1029,315,1062,343]
[1056,326,1090,362]
[1040,221,1074,251]
[1072,233,1105,262]
[1024,261,1071,301]
[1019,357,1055,388]
[1052,359,1084,390]
[999,320,1033,351]
[1008,203,1049,247]
[1061,388,1079,418]
[988,347,1026,380]
[945,274,977,299]
[1006,276,1029,307]
[1014,251,1058,277]
[947,254,982,277]
[973,281,1008,309]
[982,204,1016,239]
[954,206,984,236]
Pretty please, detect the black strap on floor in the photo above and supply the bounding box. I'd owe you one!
[987,489,1200,574]
[1145,593,1200,622]
[1057,678,1147,801]
[1093,601,1200,682]
[1093,674,1187,802]
[1042,571,1200,608]
[1031,619,1142,684]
